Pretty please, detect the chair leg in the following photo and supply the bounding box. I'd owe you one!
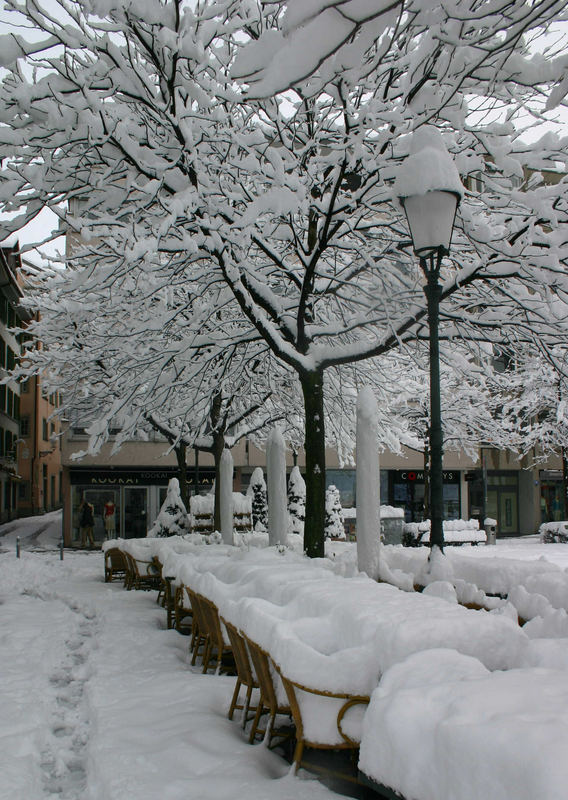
[248,700,265,744]
[243,684,254,728]
[202,639,212,673]
[228,679,242,720]
[292,740,304,773]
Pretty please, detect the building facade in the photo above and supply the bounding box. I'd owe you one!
[60,419,561,545]
[0,246,30,522]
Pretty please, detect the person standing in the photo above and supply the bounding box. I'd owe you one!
[79,497,95,548]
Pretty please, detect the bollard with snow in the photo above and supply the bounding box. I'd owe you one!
[266,426,288,547]
[219,449,234,545]
[16,536,20,559]
[356,387,381,580]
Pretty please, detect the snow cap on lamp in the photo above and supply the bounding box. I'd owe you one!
[394,126,462,257]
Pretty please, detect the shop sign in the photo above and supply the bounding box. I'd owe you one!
[70,468,216,486]
[394,470,459,483]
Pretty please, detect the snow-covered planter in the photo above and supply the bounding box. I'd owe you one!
[540,521,568,543]
[189,493,252,536]
[380,506,405,546]
[403,519,486,547]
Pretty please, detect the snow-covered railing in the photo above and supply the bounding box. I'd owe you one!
[403,518,486,546]
[539,520,568,543]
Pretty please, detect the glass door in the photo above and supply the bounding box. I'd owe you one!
[123,487,148,539]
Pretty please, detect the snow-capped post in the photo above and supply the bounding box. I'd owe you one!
[266,426,288,547]
[394,126,462,554]
[219,449,234,545]
[356,387,381,579]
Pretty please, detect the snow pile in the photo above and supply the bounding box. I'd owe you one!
[360,648,568,800]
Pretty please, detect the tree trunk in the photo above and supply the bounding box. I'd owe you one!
[300,369,326,558]
[175,442,189,511]
[212,431,225,532]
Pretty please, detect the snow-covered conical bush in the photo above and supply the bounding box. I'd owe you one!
[287,465,306,535]
[325,484,345,540]
[246,467,268,531]
[147,477,190,537]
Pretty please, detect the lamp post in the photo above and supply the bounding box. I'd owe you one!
[395,128,461,552]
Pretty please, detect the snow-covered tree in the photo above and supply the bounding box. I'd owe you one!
[2,0,568,558]
[325,485,345,540]
[147,478,189,538]
[246,467,268,532]
[287,466,306,536]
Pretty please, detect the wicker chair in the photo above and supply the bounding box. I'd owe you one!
[243,636,293,748]
[174,584,193,634]
[272,662,370,774]
[123,551,162,592]
[221,618,260,726]
[186,588,209,666]
[104,547,127,583]
[198,595,235,675]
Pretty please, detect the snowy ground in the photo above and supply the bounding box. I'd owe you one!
[0,513,348,800]
[2,513,568,800]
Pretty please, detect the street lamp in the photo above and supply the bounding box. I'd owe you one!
[395,127,462,552]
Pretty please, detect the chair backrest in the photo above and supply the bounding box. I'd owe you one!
[199,595,225,649]
[106,548,126,570]
[222,619,254,685]
[186,588,209,635]
[245,636,283,714]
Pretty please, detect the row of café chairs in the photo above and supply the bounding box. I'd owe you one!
[104,547,366,774]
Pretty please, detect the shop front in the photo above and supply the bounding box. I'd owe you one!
[467,471,520,536]
[384,469,461,523]
[68,467,216,544]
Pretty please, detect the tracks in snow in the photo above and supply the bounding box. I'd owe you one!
[39,598,97,800]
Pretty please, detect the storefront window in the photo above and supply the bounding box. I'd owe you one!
[72,486,120,542]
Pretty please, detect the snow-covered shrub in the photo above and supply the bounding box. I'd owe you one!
[147,478,190,538]
[246,467,268,531]
[287,466,305,535]
[540,521,568,544]
[325,485,345,540]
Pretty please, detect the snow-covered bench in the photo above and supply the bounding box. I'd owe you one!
[404,518,486,546]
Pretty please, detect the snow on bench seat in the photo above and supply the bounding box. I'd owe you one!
[359,648,568,800]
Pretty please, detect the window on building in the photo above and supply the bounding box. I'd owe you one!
[21,378,30,393]
[14,395,19,420]
[6,389,13,418]
[18,482,29,500]
[6,348,15,371]
[42,418,49,441]
[20,416,30,438]
[0,427,4,457]
[0,384,5,414]
[0,338,5,368]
